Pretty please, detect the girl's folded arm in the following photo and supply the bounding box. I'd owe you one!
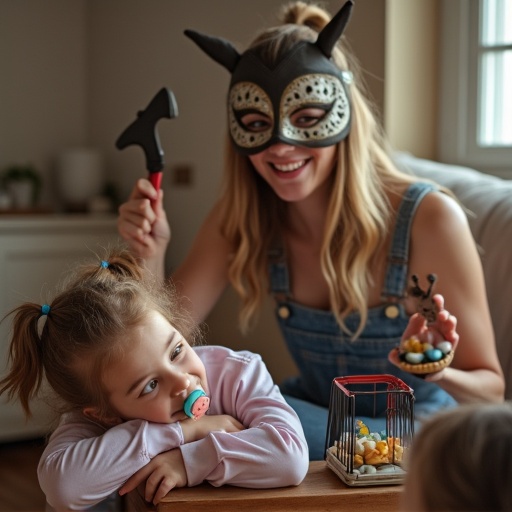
[38,413,184,510]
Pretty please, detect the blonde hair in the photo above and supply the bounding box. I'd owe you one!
[403,402,512,511]
[218,1,416,336]
[0,246,200,421]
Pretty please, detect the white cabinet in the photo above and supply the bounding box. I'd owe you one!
[0,215,120,441]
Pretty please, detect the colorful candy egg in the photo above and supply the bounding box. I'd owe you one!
[405,352,425,364]
[425,348,443,362]
[437,341,453,354]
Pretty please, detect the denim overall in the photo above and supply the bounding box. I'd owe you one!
[269,182,457,460]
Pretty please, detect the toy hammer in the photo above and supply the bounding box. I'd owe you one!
[115,87,178,191]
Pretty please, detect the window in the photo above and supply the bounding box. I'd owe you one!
[439,0,512,177]
[478,0,512,147]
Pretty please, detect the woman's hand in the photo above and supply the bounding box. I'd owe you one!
[389,294,459,381]
[117,178,171,261]
[403,294,459,348]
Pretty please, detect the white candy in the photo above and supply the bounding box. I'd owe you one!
[359,464,377,474]
[362,440,376,451]
[437,341,453,354]
[405,352,425,364]
[355,439,365,455]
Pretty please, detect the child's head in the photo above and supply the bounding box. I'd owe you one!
[0,246,202,426]
[403,402,512,511]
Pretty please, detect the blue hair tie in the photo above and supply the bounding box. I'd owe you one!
[41,304,51,316]
[100,260,109,269]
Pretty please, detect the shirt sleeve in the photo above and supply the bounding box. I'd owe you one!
[37,413,184,510]
[180,350,309,488]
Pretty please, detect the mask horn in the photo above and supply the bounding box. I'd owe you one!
[184,29,241,73]
[315,0,354,58]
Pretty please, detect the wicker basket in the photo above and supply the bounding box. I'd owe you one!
[398,350,454,375]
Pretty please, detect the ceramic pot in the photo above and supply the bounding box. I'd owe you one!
[57,149,104,211]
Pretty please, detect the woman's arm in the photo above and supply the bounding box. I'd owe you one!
[118,181,230,324]
[117,179,170,281]
[407,191,505,402]
[170,202,232,324]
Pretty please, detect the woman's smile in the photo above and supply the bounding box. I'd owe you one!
[249,144,337,201]
[272,159,308,173]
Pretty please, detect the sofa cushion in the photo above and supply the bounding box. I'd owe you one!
[394,152,512,399]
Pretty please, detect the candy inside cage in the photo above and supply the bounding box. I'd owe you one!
[325,374,414,486]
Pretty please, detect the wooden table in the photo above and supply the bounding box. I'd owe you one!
[125,461,403,512]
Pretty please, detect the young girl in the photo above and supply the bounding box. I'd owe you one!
[117,1,504,460]
[402,402,512,511]
[0,247,309,510]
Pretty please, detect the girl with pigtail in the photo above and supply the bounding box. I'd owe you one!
[0,246,308,510]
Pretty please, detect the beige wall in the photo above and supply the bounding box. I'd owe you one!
[0,0,439,383]
[0,0,89,207]
[385,0,439,159]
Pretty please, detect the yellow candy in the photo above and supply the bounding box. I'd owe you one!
[356,419,369,436]
[376,440,389,455]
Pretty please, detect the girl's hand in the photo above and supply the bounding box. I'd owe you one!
[118,448,186,505]
[389,294,459,380]
[117,178,171,261]
[180,414,245,443]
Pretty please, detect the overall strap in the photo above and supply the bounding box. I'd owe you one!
[381,182,437,300]
[267,246,291,301]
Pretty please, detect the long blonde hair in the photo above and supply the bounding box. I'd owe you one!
[218,1,416,336]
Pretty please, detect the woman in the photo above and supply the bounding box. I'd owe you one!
[118,1,504,459]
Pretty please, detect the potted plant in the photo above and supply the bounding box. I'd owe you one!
[1,164,42,209]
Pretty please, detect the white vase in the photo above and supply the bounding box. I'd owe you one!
[7,181,34,209]
[57,148,104,211]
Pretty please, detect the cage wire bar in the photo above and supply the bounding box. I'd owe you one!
[324,374,415,486]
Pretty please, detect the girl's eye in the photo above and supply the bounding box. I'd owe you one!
[170,343,183,361]
[141,379,158,396]
[239,112,272,132]
[290,107,327,128]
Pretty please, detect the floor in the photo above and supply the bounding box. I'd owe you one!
[0,438,47,512]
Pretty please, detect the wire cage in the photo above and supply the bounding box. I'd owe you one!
[324,374,414,486]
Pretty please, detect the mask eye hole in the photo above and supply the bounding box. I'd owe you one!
[290,107,329,128]
[229,82,273,151]
[238,111,272,132]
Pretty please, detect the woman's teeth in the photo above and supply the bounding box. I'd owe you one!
[273,160,305,172]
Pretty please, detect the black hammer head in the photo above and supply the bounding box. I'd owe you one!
[116,88,178,173]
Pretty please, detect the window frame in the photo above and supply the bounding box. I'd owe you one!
[438,0,512,178]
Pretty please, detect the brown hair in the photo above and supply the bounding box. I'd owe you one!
[0,246,199,421]
[403,402,512,511]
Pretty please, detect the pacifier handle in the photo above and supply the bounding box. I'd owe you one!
[184,389,210,420]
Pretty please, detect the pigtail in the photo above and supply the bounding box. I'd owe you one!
[0,303,46,417]
[99,247,145,281]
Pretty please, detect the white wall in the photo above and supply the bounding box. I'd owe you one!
[0,0,88,206]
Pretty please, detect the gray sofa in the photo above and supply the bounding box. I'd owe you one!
[394,152,512,400]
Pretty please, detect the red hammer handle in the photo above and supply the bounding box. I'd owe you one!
[149,171,163,191]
